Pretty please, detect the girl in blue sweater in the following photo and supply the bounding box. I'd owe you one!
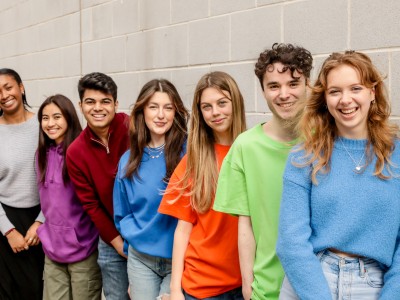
[277,51,400,300]
[113,79,189,300]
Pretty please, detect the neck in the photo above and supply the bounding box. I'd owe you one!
[148,135,165,148]
[91,126,110,145]
[214,131,232,146]
[263,117,297,142]
[1,109,32,125]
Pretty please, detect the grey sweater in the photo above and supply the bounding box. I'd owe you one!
[0,115,44,234]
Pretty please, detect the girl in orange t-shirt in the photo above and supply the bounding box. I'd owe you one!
[159,71,246,299]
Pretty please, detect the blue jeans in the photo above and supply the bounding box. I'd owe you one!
[97,238,129,300]
[279,250,384,300]
[127,246,171,300]
[183,287,243,300]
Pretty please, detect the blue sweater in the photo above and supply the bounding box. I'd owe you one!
[277,138,400,300]
[113,147,184,258]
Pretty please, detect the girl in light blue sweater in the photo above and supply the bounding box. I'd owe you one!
[277,51,400,300]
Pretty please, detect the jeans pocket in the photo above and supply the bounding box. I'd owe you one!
[365,265,384,288]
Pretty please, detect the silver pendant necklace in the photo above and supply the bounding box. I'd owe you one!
[146,143,165,159]
[339,137,365,173]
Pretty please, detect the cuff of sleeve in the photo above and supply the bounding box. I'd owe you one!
[0,215,15,236]
[35,210,45,224]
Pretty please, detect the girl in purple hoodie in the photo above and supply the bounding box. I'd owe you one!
[36,94,102,300]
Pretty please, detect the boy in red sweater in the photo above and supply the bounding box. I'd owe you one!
[66,72,129,300]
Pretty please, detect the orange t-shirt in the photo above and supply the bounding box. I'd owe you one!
[158,144,242,298]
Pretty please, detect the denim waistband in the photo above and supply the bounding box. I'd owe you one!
[317,249,381,276]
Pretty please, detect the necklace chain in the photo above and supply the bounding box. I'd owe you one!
[339,137,365,172]
[146,143,165,159]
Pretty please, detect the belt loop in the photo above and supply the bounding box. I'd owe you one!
[359,258,365,278]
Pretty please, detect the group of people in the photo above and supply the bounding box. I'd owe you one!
[0,42,399,300]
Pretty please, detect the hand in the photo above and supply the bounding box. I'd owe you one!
[110,235,127,259]
[24,221,41,246]
[243,285,253,300]
[7,229,28,253]
[170,290,184,300]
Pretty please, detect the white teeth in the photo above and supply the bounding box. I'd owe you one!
[341,108,356,114]
[279,103,294,108]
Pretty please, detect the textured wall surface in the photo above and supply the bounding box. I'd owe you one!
[1,0,400,127]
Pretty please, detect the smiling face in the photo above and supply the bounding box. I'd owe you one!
[41,103,68,145]
[325,64,375,139]
[80,89,118,134]
[262,62,307,122]
[200,87,233,145]
[144,92,175,145]
[0,74,25,116]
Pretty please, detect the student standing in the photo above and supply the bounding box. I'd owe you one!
[0,68,45,300]
[36,94,102,299]
[159,71,246,300]
[277,51,400,300]
[213,43,313,300]
[113,79,189,300]
[66,72,130,300]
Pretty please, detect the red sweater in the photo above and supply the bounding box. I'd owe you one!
[66,113,129,244]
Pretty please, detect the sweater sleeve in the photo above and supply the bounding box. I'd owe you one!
[276,155,332,300]
[66,150,119,244]
[380,228,400,299]
[113,160,130,255]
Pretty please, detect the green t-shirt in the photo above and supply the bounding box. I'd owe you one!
[214,123,296,300]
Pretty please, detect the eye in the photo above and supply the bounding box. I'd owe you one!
[148,105,157,110]
[201,104,211,111]
[268,85,279,90]
[328,89,339,95]
[351,86,363,92]
[165,106,174,111]
[84,99,94,105]
[290,82,300,88]
[42,116,49,121]
[218,100,228,107]
[102,99,112,105]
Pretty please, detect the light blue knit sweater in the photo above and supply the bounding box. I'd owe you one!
[277,137,400,300]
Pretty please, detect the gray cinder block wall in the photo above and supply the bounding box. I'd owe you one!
[1,0,400,127]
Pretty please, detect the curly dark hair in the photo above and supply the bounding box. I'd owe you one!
[78,72,118,101]
[255,43,313,90]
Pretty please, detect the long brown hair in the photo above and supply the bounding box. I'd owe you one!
[172,71,246,213]
[298,51,398,183]
[37,94,82,184]
[125,79,189,181]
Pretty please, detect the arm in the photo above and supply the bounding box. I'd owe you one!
[66,151,120,244]
[239,216,255,300]
[276,175,331,300]
[170,219,192,300]
[380,229,400,299]
[112,164,130,257]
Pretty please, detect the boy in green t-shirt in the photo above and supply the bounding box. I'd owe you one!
[214,43,313,300]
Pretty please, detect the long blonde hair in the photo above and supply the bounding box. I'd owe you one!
[171,71,246,213]
[298,51,398,183]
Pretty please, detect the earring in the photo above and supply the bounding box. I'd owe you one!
[371,99,375,104]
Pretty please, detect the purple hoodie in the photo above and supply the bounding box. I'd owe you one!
[36,144,98,263]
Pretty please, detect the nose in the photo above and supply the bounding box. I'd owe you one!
[211,105,220,116]
[157,108,165,119]
[94,101,102,111]
[48,117,55,127]
[279,86,290,100]
[340,91,353,105]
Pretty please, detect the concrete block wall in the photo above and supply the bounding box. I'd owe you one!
[1,0,400,127]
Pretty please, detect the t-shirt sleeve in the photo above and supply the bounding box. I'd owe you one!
[213,143,250,216]
[158,156,196,224]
